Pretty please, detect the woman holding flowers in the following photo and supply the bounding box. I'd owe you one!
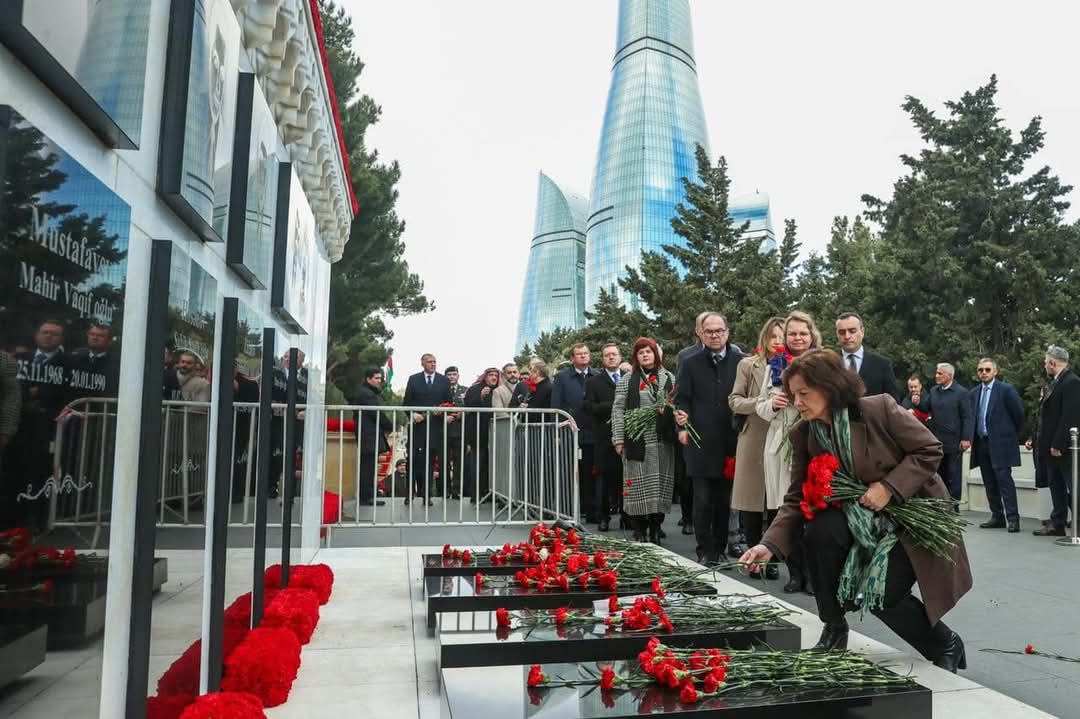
[612,337,678,544]
[729,317,785,579]
[741,350,972,672]
[755,310,821,593]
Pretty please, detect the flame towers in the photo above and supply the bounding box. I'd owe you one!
[585,0,709,312]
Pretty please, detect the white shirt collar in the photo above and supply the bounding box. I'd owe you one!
[844,347,864,361]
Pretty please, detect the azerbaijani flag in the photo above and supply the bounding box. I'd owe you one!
[384,353,394,386]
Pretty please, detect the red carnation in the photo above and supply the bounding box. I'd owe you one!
[596,571,618,592]
[650,577,665,598]
[220,627,301,707]
[177,692,265,719]
[659,614,674,633]
[474,573,486,589]
[600,666,617,691]
[524,380,538,392]
[554,607,569,625]
[593,552,607,569]
[496,607,511,627]
[442,544,452,558]
[723,456,736,480]
[147,694,194,719]
[1025,644,1035,654]
[527,664,546,687]
[608,595,620,613]
[461,550,472,564]
[262,589,320,644]
[679,679,698,704]
[556,573,570,592]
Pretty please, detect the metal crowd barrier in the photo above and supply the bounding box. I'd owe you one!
[46,398,583,545]
[321,405,580,538]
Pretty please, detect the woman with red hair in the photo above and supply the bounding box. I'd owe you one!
[611,337,679,543]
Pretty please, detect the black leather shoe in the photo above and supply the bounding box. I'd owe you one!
[979,517,1006,529]
[934,632,967,673]
[783,578,804,594]
[1033,525,1066,536]
[681,523,694,535]
[765,564,780,580]
[1007,521,1020,533]
[813,623,849,650]
[677,516,686,527]
[633,531,647,542]
[598,519,610,532]
[658,527,666,539]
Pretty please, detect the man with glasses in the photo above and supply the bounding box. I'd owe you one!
[675,313,743,565]
[968,359,1024,532]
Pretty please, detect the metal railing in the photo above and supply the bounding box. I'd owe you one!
[1057,427,1079,548]
[45,398,582,544]
[320,404,581,537]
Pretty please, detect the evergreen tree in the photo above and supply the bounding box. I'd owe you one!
[514,327,582,370]
[318,1,433,396]
[862,75,1080,418]
[576,287,652,356]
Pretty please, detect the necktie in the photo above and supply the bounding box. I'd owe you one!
[33,352,46,367]
[610,373,619,384]
[978,385,990,437]
[847,354,858,372]
[426,375,431,387]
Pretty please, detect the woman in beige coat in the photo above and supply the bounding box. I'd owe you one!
[729,317,784,579]
[756,310,822,593]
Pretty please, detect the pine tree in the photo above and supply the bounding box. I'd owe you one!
[862,75,1080,420]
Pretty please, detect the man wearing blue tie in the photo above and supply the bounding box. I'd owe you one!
[969,358,1025,532]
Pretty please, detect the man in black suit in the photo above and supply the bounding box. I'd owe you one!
[7,320,70,533]
[584,343,623,531]
[835,313,898,399]
[67,323,120,399]
[403,352,452,505]
[969,358,1024,532]
[1033,345,1080,537]
[552,343,601,523]
[917,362,973,500]
[675,312,743,565]
[354,367,391,506]
[672,312,709,534]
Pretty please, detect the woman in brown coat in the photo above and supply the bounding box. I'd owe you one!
[729,317,784,579]
[741,350,972,672]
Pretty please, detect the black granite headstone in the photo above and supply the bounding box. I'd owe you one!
[423,552,542,578]
[440,661,932,719]
[437,609,800,668]
[426,575,716,629]
[0,624,47,687]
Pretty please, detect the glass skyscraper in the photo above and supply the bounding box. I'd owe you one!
[584,0,709,311]
[730,191,776,254]
[515,172,588,352]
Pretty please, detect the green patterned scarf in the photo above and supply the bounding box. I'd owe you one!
[809,408,896,614]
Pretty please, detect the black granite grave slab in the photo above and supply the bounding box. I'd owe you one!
[2,579,106,649]
[440,661,932,719]
[0,625,47,687]
[423,552,532,578]
[437,609,800,668]
[426,575,716,629]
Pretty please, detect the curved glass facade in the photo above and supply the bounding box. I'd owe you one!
[515,173,589,351]
[585,0,709,311]
[730,192,776,253]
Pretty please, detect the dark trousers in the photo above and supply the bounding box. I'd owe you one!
[938,452,964,500]
[359,452,377,502]
[447,439,462,496]
[804,508,952,661]
[741,508,779,549]
[464,445,490,499]
[579,444,597,521]
[676,449,693,524]
[691,476,731,560]
[596,457,623,522]
[974,439,1019,521]
[1047,453,1075,529]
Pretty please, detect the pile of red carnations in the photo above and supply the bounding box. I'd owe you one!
[146,563,334,719]
[800,453,843,520]
[441,545,474,564]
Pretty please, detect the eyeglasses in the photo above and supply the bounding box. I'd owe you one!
[702,328,729,336]
[976,368,993,373]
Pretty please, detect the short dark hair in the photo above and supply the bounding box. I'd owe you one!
[570,343,590,354]
[782,349,865,410]
[835,312,864,327]
[364,367,383,381]
[445,366,459,374]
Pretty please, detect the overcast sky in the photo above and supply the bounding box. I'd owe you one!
[342,0,1080,389]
